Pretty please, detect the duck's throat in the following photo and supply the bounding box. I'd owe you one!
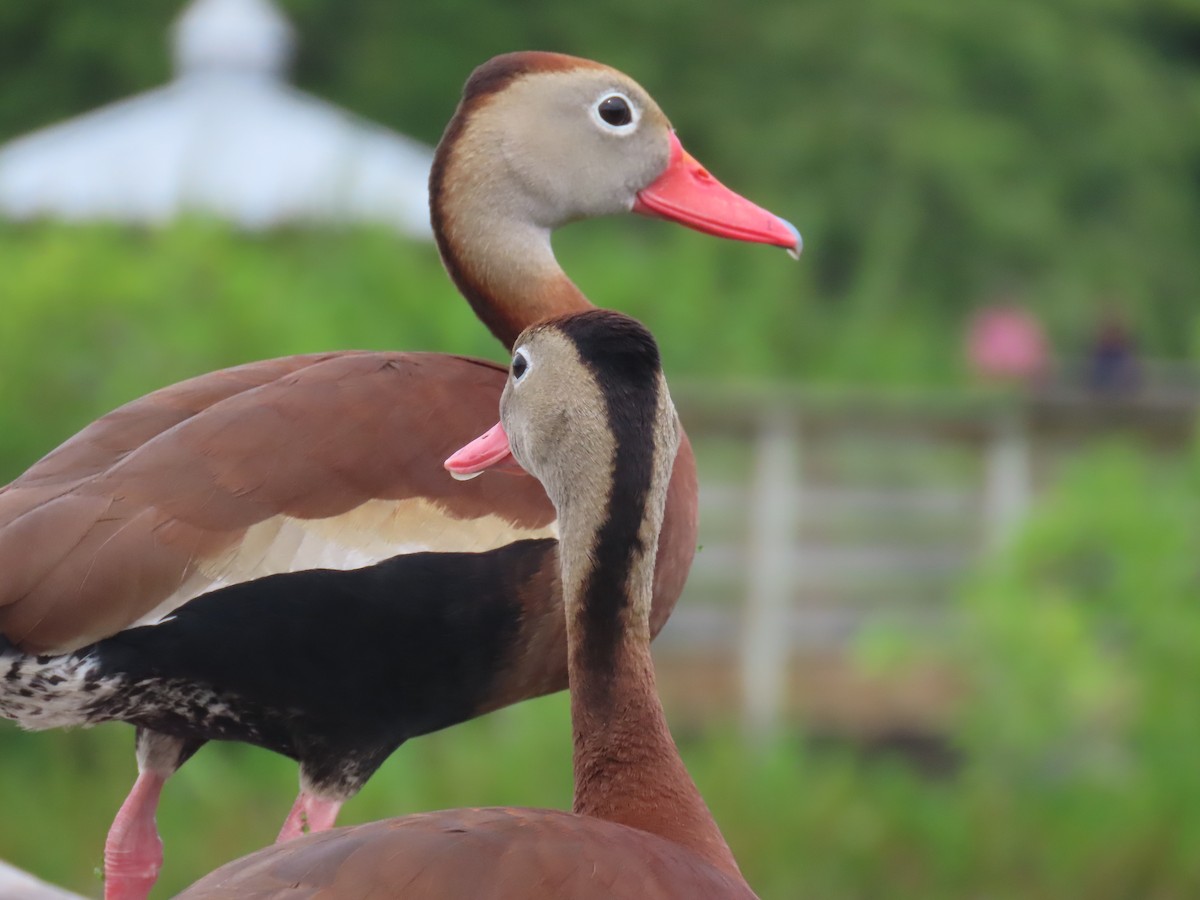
[564,570,742,879]
[433,209,592,348]
[558,475,742,880]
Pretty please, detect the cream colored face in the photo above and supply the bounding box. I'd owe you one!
[498,328,611,509]
[497,320,682,525]
[471,68,674,226]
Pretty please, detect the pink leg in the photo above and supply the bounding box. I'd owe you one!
[103,771,165,900]
[276,792,343,843]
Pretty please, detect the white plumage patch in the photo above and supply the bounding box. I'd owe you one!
[0,644,258,740]
[0,648,115,730]
[135,498,558,627]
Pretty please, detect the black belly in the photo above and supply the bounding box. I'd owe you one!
[88,538,554,793]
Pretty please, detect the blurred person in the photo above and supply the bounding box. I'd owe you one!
[1085,306,1142,395]
[965,299,1050,386]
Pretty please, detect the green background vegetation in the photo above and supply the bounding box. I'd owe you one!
[1,0,1198,355]
[1,0,1198,897]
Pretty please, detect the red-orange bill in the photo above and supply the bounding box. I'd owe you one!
[634,132,801,258]
[445,421,521,481]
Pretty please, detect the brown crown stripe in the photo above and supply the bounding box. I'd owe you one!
[460,52,600,106]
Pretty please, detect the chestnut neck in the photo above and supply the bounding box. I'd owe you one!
[430,138,592,349]
[556,417,743,882]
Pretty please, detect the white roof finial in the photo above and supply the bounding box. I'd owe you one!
[172,0,294,77]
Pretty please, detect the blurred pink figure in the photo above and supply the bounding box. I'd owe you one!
[966,304,1049,384]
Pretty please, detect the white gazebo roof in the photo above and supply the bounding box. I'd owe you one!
[0,0,433,237]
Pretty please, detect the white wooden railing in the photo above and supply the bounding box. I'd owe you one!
[659,378,1198,739]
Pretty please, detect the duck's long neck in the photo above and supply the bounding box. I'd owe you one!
[431,152,591,348]
[556,402,742,881]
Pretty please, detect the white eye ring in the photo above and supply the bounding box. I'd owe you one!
[590,91,639,136]
[511,345,532,382]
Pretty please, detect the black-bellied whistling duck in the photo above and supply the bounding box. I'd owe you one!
[177,309,759,899]
[0,52,797,899]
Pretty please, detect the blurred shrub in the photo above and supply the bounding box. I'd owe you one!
[853,439,1200,897]
[0,223,482,479]
[946,441,1200,896]
[962,443,1199,774]
[1,221,967,480]
[3,0,1198,352]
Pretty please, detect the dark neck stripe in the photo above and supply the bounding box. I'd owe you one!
[561,312,663,699]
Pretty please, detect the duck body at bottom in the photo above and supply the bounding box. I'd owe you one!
[179,806,756,899]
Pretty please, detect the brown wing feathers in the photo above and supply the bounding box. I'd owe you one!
[0,351,557,653]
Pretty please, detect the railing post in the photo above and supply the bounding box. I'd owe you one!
[740,408,799,744]
[983,406,1031,551]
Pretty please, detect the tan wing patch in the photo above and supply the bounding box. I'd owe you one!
[0,350,560,652]
[135,498,559,626]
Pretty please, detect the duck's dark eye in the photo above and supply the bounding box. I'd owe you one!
[512,352,528,380]
[597,95,633,127]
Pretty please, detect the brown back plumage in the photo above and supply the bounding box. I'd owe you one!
[182,808,753,899]
[0,353,557,652]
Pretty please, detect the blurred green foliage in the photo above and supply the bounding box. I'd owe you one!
[961,444,1200,778]
[955,441,1200,896]
[1,0,1198,353]
[0,221,966,480]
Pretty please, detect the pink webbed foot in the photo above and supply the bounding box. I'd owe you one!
[276,792,343,843]
[104,771,166,900]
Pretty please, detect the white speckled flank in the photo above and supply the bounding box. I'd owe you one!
[0,641,264,740]
[133,502,558,629]
[0,648,111,729]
